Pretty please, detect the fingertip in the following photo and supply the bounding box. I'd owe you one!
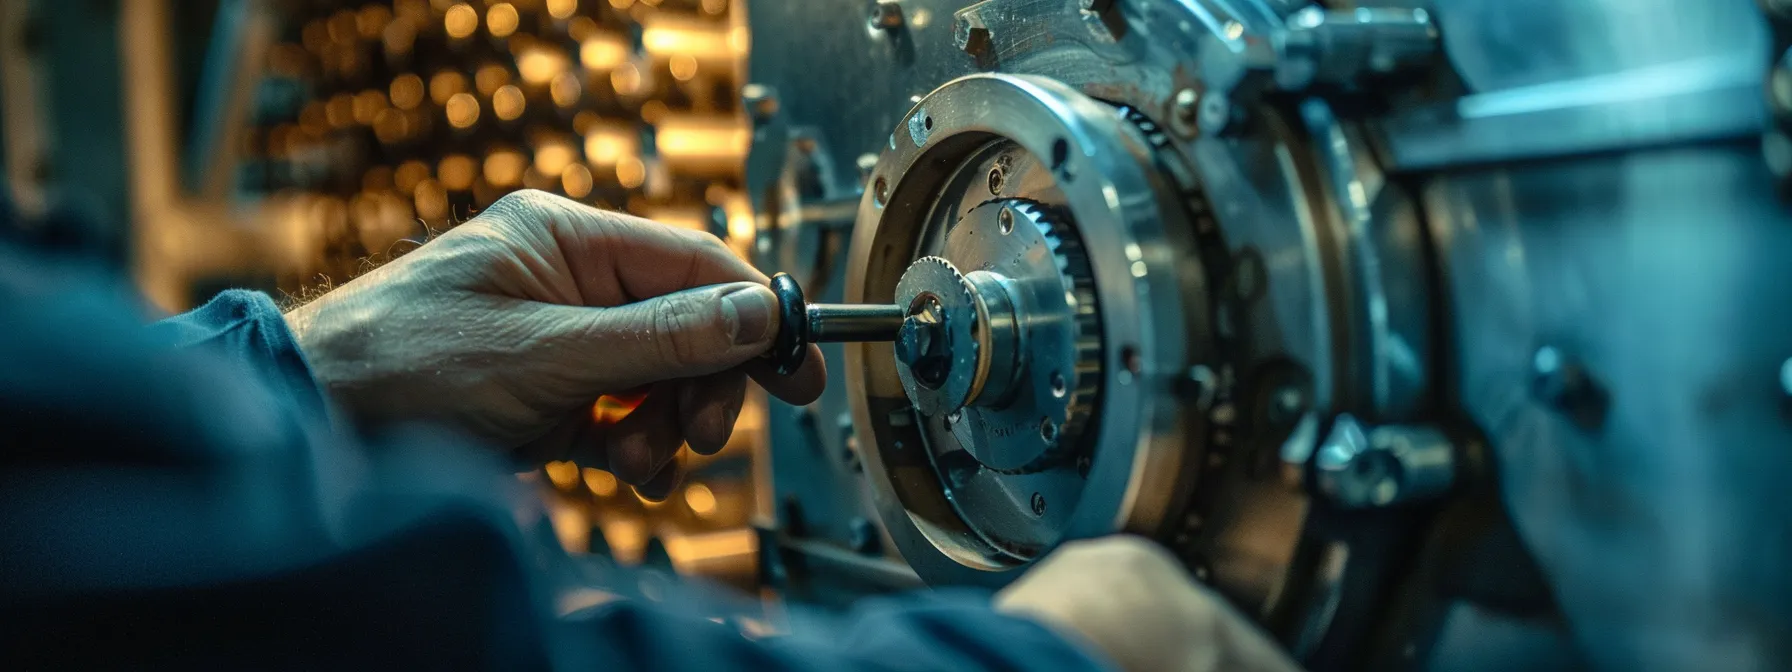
[634,456,684,502]
[678,373,745,455]
[743,345,827,405]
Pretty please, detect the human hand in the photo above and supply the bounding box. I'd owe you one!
[283,190,825,497]
[996,536,1301,672]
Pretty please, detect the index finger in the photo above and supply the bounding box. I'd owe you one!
[491,190,768,306]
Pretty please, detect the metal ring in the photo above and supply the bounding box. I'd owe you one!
[842,74,1199,585]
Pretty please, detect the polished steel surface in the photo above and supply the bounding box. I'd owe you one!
[805,303,905,343]
[747,0,1792,668]
[845,73,1202,585]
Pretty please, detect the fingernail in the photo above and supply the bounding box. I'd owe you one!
[724,285,776,345]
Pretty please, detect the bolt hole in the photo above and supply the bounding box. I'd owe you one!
[987,166,1005,195]
[1122,345,1142,374]
[1050,138,1069,170]
[1040,418,1059,443]
[873,176,889,207]
[998,207,1014,234]
[924,115,933,130]
[1050,371,1066,398]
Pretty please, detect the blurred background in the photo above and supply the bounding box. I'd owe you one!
[2,0,764,596]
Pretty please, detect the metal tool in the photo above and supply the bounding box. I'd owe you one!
[766,272,904,374]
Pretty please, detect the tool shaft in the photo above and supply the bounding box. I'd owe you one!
[807,304,904,343]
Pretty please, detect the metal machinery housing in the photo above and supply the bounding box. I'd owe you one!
[746,0,1792,669]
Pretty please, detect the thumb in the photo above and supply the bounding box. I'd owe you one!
[554,281,779,389]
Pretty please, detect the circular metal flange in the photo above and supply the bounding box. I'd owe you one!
[843,74,1201,585]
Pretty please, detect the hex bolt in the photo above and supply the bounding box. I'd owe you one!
[1169,88,1201,139]
[1531,346,1610,431]
[896,296,951,388]
[848,517,882,554]
[740,84,779,123]
[867,0,904,31]
[1314,415,1456,508]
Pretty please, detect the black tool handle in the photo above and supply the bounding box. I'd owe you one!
[767,273,906,375]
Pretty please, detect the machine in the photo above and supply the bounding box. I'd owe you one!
[744,0,1792,670]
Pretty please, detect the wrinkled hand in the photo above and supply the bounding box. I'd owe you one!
[997,536,1301,672]
[284,190,825,497]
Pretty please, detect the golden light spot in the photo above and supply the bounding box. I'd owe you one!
[562,163,594,198]
[430,70,468,105]
[534,141,577,176]
[669,54,698,81]
[395,160,431,193]
[475,63,512,96]
[356,5,391,39]
[638,99,668,123]
[582,467,618,496]
[325,93,356,128]
[580,34,630,71]
[389,74,425,110]
[383,21,417,58]
[352,89,387,125]
[684,483,717,517]
[493,85,526,121]
[545,461,581,490]
[484,149,528,186]
[444,3,478,39]
[727,26,750,56]
[616,156,645,188]
[445,92,481,128]
[610,62,643,95]
[573,110,600,134]
[327,10,358,44]
[486,3,519,38]
[550,72,583,108]
[373,108,410,143]
[438,154,476,190]
[567,17,599,41]
[583,126,636,166]
[547,0,578,19]
[517,47,568,85]
[414,179,449,220]
[609,0,635,8]
[701,0,726,15]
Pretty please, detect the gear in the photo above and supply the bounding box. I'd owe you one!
[1007,201,1102,454]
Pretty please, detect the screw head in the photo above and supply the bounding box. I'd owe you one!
[1532,346,1610,430]
[867,0,904,31]
[741,84,779,122]
[896,296,951,388]
[848,517,882,554]
[1030,492,1047,516]
[1169,88,1201,138]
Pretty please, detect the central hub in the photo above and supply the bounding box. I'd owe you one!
[890,200,1099,474]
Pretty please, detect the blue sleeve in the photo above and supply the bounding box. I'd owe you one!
[0,257,1112,672]
[559,590,1111,672]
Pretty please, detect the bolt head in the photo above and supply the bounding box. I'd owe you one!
[896,296,951,387]
[868,1,904,30]
[848,517,881,554]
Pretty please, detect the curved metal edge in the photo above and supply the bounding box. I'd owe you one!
[843,72,1197,586]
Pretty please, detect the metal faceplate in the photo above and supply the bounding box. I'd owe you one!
[846,73,1204,584]
[749,0,1792,670]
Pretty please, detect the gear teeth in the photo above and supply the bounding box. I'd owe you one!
[1003,200,1102,473]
